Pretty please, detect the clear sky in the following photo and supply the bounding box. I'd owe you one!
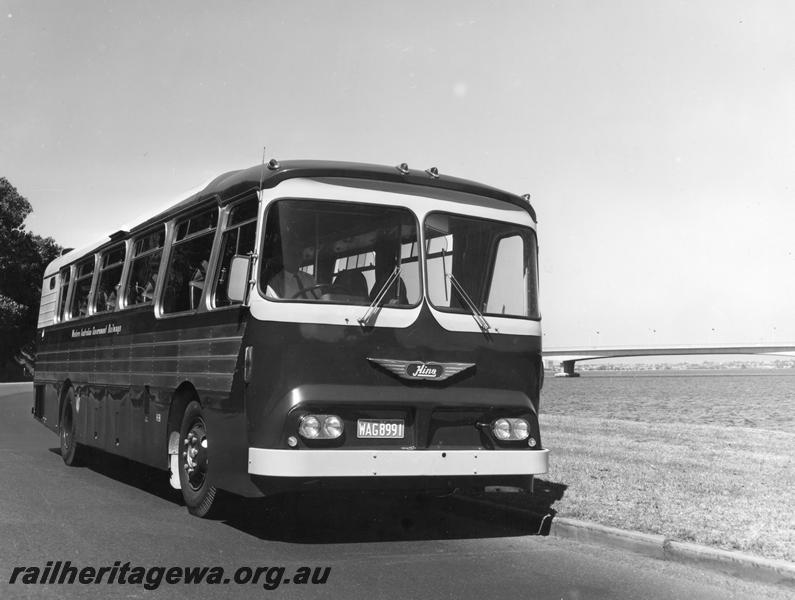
[2,1,793,349]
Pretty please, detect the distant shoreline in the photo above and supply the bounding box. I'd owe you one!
[546,363,795,373]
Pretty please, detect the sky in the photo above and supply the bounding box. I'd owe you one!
[1,0,793,350]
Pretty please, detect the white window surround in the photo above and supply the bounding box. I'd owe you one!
[248,178,540,336]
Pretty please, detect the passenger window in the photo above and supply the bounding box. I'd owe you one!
[69,258,95,319]
[163,207,218,314]
[94,244,125,313]
[213,197,258,307]
[57,268,71,322]
[125,229,165,307]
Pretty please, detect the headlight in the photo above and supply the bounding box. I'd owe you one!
[491,418,530,441]
[493,418,511,441]
[512,419,529,440]
[299,415,321,439]
[322,415,344,438]
[299,414,344,440]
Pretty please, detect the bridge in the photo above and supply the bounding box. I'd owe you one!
[542,344,795,376]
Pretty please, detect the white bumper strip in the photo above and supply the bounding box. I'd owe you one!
[248,448,549,478]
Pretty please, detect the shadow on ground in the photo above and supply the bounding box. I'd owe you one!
[51,447,567,544]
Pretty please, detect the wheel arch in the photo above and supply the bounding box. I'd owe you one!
[57,379,73,431]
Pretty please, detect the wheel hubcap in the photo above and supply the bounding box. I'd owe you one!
[183,418,208,491]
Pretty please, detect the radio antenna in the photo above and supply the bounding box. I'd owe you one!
[259,146,267,190]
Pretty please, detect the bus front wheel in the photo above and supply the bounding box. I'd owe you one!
[178,401,218,517]
[60,388,85,466]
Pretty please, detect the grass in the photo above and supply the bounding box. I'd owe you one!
[539,414,795,562]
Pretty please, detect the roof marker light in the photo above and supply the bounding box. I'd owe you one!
[267,158,280,170]
[426,166,440,178]
[396,163,410,175]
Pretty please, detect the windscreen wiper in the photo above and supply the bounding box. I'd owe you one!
[358,266,402,327]
[447,273,491,333]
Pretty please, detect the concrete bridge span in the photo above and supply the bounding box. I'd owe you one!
[542,344,795,376]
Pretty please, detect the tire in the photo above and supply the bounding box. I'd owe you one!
[60,388,86,466]
[178,400,219,517]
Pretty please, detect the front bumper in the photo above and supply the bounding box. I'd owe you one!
[248,448,549,478]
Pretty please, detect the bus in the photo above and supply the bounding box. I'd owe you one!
[33,159,548,517]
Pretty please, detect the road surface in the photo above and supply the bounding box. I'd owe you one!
[0,383,787,599]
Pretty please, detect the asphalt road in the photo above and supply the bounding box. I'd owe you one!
[0,383,788,600]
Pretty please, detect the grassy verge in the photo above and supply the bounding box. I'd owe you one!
[539,414,795,562]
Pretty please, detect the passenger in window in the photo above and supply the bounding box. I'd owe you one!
[132,276,151,304]
[142,275,155,302]
[102,285,118,312]
[265,232,319,300]
[142,255,161,302]
[189,259,208,308]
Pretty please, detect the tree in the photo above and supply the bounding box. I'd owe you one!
[0,178,63,380]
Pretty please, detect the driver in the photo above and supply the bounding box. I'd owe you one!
[264,230,319,300]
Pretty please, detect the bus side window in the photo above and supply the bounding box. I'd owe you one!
[69,257,95,319]
[163,207,218,314]
[213,197,258,307]
[95,243,125,314]
[125,229,165,308]
[57,267,71,322]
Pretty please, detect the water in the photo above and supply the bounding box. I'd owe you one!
[541,369,795,433]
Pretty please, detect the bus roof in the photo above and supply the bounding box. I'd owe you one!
[44,160,535,277]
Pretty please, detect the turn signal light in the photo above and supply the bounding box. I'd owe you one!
[299,414,344,440]
[492,418,530,441]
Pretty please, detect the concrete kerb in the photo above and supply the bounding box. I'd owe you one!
[549,517,795,588]
[451,494,795,588]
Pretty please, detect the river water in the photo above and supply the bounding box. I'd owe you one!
[541,369,795,433]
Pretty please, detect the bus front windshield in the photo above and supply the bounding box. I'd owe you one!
[424,212,540,320]
[260,199,420,306]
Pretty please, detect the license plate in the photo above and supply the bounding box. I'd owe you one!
[357,419,404,439]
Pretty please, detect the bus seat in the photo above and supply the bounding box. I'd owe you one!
[330,270,369,302]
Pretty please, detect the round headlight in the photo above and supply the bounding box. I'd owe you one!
[512,419,529,440]
[299,415,320,439]
[492,418,511,441]
[323,415,344,439]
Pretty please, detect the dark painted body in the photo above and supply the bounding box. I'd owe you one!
[34,305,247,482]
[34,300,543,496]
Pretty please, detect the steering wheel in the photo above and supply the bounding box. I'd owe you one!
[290,283,331,299]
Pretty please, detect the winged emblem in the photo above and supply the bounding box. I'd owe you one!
[366,357,475,381]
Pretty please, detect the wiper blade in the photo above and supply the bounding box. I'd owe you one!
[447,273,491,333]
[358,266,401,327]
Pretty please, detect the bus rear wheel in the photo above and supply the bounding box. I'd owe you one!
[60,388,85,466]
[178,401,218,517]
